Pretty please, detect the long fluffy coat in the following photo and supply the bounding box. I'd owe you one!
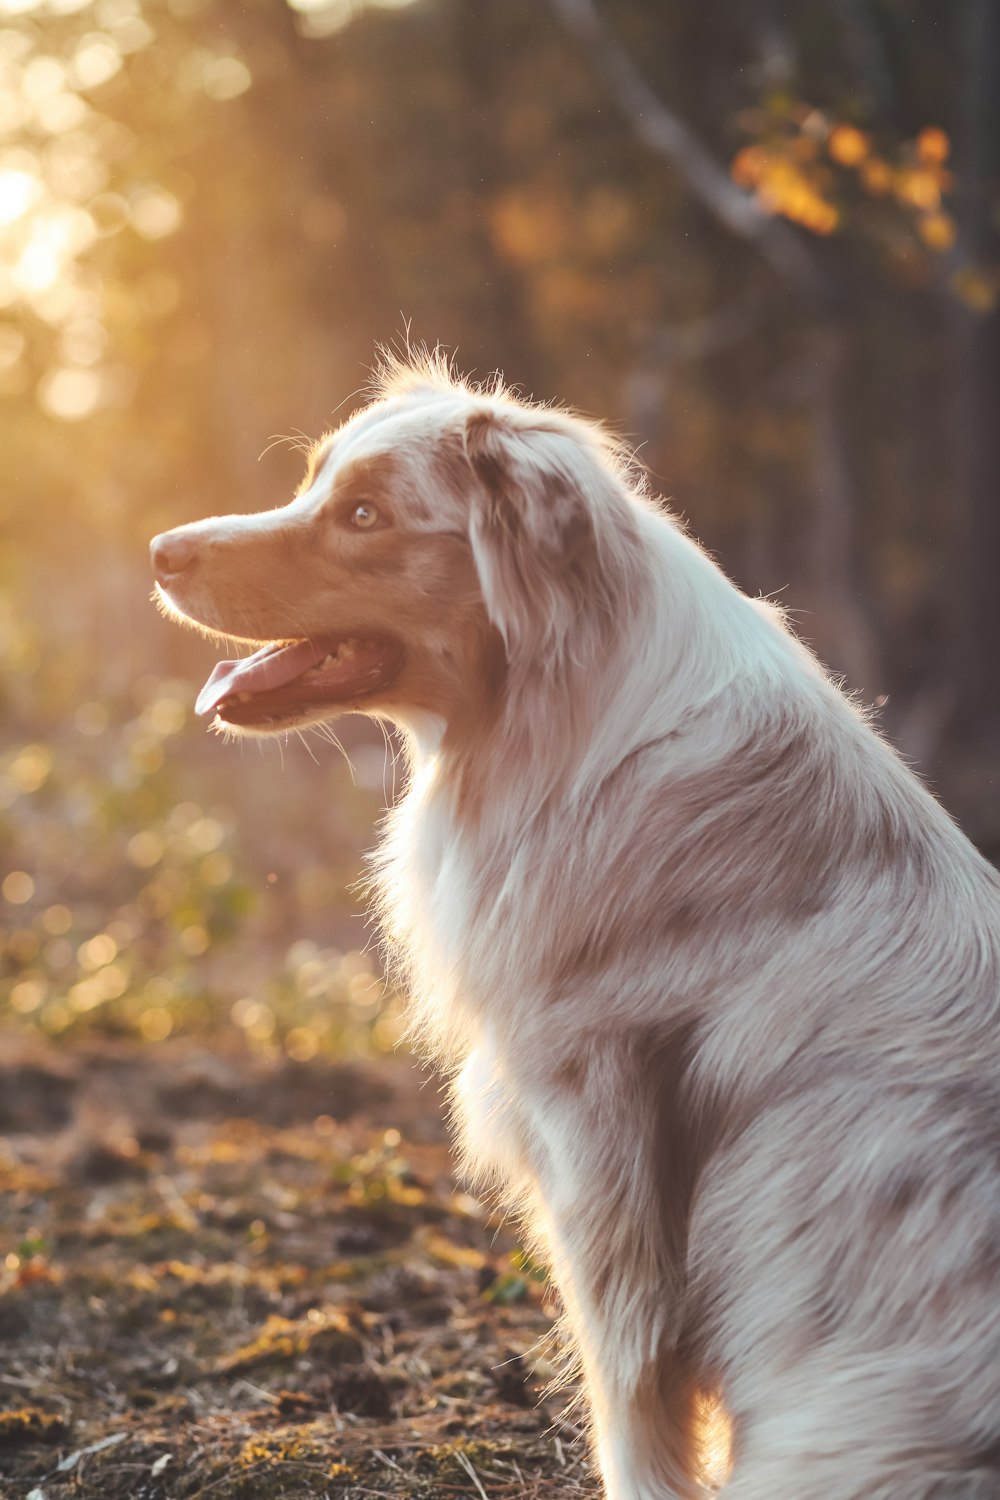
[156,357,1000,1500]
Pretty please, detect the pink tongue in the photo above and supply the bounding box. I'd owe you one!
[195,640,324,717]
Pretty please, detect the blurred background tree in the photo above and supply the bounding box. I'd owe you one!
[2,0,999,1045]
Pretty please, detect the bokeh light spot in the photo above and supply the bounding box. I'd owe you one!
[148,695,185,735]
[2,870,35,903]
[11,979,46,1012]
[79,932,118,969]
[201,55,251,101]
[285,1026,319,1061]
[37,364,102,419]
[187,816,223,852]
[9,742,52,792]
[36,91,89,134]
[916,127,949,164]
[0,0,46,20]
[139,1005,173,1041]
[22,54,66,102]
[127,830,164,868]
[0,167,39,224]
[179,923,209,955]
[827,123,869,167]
[130,186,182,240]
[71,34,123,90]
[918,211,957,252]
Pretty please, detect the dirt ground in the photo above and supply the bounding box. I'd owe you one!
[0,1034,596,1499]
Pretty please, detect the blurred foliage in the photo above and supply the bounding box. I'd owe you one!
[733,111,955,249]
[0,595,404,1053]
[1,0,999,1053]
[2,0,996,530]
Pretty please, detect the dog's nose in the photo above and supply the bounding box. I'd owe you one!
[150,530,197,583]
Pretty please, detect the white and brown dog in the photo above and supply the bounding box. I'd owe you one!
[152,353,1000,1500]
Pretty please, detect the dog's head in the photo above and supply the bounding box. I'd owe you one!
[151,360,643,739]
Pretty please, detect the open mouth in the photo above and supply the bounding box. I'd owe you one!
[195,635,404,729]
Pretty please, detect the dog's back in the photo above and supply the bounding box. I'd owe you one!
[373,399,1000,1499]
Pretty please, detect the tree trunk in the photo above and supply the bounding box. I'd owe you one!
[805,320,882,696]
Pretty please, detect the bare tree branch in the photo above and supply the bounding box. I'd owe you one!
[647,297,760,363]
[548,0,830,303]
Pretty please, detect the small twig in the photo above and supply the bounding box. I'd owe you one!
[371,1448,405,1474]
[52,1431,128,1475]
[454,1448,491,1500]
[548,0,830,303]
[232,1377,280,1405]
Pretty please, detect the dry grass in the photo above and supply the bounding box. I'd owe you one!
[0,1036,596,1499]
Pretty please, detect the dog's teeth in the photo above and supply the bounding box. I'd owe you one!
[313,641,366,669]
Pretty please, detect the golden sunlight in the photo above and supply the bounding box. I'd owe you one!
[37,364,102,419]
[0,11,189,416]
[285,0,420,38]
[695,1392,734,1491]
[0,166,38,223]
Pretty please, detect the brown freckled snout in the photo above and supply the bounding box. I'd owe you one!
[150,528,198,584]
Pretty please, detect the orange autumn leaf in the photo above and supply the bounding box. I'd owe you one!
[730,145,768,188]
[918,212,957,252]
[895,168,941,211]
[861,157,893,196]
[916,127,950,164]
[828,124,869,167]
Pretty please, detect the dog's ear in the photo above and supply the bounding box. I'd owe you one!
[464,408,625,668]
